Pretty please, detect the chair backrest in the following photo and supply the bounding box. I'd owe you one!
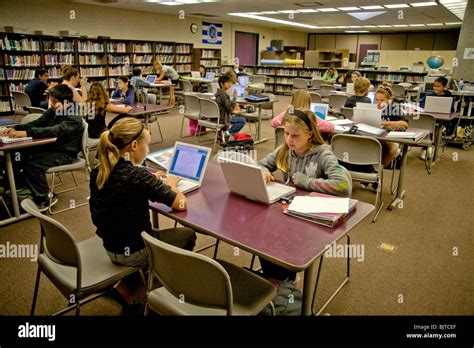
[147,93,157,105]
[309,92,322,104]
[319,84,336,97]
[21,113,42,124]
[135,90,147,104]
[184,94,201,115]
[293,78,308,89]
[311,79,325,89]
[199,98,220,122]
[21,199,81,268]
[341,106,354,120]
[328,94,349,112]
[141,232,233,314]
[180,80,193,93]
[409,113,436,139]
[12,91,32,108]
[27,106,46,114]
[249,75,266,85]
[275,126,285,149]
[331,134,382,170]
[391,84,406,98]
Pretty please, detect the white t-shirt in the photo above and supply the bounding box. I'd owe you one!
[161,65,179,81]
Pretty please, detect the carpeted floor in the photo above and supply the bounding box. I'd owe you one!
[1,96,473,316]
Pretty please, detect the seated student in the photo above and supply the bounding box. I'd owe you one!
[60,65,87,103]
[25,68,57,109]
[215,74,246,143]
[322,67,338,82]
[258,108,352,281]
[225,70,239,86]
[271,89,335,135]
[199,64,207,78]
[1,85,84,211]
[153,60,180,85]
[130,68,152,89]
[85,82,133,148]
[419,76,453,108]
[344,77,372,108]
[112,76,135,105]
[350,71,362,83]
[337,71,351,86]
[375,82,408,166]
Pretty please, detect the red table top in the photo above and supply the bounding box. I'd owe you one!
[150,164,374,272]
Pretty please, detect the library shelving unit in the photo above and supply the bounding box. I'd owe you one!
[220,64,234,74]
[304,49,350,69]
[77,37,107,84]
[107,39,132,90]
[43,35,76,81]
[132,40,154,75]
[193,48,221,75]
[175,43,193,76]
[0,45,12,114]
[155,41,175,67]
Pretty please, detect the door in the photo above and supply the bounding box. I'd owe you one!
[235,31,259,66]
[358,44,379,67]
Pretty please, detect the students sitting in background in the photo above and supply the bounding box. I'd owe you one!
[85,82,132,148]
[153,60,180,85]
[322,67,338,82]
[199,64,206,78]
[258,108,352,281]
[1,85,84,211]
[271,89,334,135]
[337,71,351,86]
[351,71,362,83]
[25,68,56,109]
[112,76,135,105]
[344,77,372,108]
[61,65,87,103]
[215,74,246,143]
[130,68,151,89]
[419,76,452,108]
[225,70,238,85]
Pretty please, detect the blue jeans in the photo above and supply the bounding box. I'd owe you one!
[229,115,246,135]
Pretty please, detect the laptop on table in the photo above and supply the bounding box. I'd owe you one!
[353,107,382,128]
[424,96,453,114]
[167,142,211,194]
[146,75,157,84]
[205,72,215,81]
[220,159,296,205]
[311,103,329,120]
[191,71,201,79]
[230,85,246,99]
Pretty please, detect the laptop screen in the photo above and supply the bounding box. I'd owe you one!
[191,71,201,78]
[311,103,329,120]
[205,72,215,80]
[238,75,249,87]
[367,91,376,103]
[146,75,156,83]
[230,85,246,98]
[169,143,209,182]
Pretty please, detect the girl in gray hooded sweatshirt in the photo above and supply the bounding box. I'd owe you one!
[257,108,352,282]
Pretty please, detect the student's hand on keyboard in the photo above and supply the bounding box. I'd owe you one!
[163,175,180,189]
[1,128,26,138]
[153,171,167,180]
[1,127,13,136]
[262,172,274,183]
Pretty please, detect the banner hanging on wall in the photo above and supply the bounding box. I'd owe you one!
[202,21,222,45]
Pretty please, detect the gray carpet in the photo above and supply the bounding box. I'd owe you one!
[0,97,473,315]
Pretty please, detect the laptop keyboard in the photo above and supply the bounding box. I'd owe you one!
[266,182,293,200]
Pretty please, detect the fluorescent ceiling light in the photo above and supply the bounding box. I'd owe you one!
[440,0,467,20]
[377,25,392,27]
[361,5,384,10]
[384,3,410,8]
[338,7,360,11]
[160,2,183,5]
[259,11,279,14]
[393,24,408,27]
[278,10,298,14]
[317,8,339,12]
[362,25,378,28]
[347,25,362,28]
[348,11,386,20]
[445,22,463,24]
[228,13,318,29]
[409,24,425,26]
[345,30,370,33]
[410,2,437,7]
[427,23,444,26]
[334,26,349,28]
[297,9,319,13]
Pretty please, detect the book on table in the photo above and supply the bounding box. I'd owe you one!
[146,147,174,170]
[384,129,428,142]
[284,192,358,228]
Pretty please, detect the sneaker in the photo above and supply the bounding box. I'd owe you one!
[36,194,58,213]
[224,130,230,144]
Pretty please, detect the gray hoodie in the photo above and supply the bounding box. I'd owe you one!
[258,144,352,197]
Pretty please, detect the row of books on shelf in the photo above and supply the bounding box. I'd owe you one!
[156,44,174,53]
[200,60,219,67]
[79,67,106,77]
[45,54,75,65]
[108,55,130,64]
[133,43,152,53]
[157,55,174,64]
[78,41,104,53]
[5,69,35,80]
[135,65,153,74]
[3,37,41,51]
[79,55,105,65]
[43,40,74,52]
[4,54,41,67]
[300,71,322,78]
[275,78,294,84]
[107,43,127,53]
[374,74,405,82]
[176,55,192,63]
[275,69,298,76]
[47,67,61,78]
[133,54,153,64]
[175,44,192,54]
[256,68,274,75]
[275,85,293,93]
[406,76,425,83]
[108,79,117,89]
[175,64,192,73]
[9,82,28,92]
[0,101,11,112]
[108,66,129,76]
[201,49,218,58]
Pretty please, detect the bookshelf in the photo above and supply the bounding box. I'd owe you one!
[77,38,107,80]
[43,36,75,80]
[132,40,154,75]
[107,39,131,89]
[0,46,12,113]
[156,42,175,66]
[193,48,221,75]
[304,49,350,69]
[175,43,193,76]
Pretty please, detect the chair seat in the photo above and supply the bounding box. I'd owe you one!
[184,112,200,120]
[349,170,379,182]
[46,158,86,173]
[38,236,138,300]
[147,259,276,315]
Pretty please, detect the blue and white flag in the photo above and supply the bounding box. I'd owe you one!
[202,21,222,45]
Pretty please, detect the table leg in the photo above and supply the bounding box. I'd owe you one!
[253,106,268,145]
[432,121,443,166]
[389,144,408,210]
[301,260,316,316]
[159,88,163,106]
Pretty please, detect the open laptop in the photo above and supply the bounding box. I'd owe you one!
[238,75,249,87]
[424,96,453,114]
[220,159,296,204]
[353,107,382,128]
[230,85,246,98]
[167,142,211,194]
[205,72,215,81]
[367,91,376,103]
[146,75,157,84]
[311,102,329,120]
[346,83,355,96]
[210,82,219,94]
[191,71,201,79]
[356,101,377,109]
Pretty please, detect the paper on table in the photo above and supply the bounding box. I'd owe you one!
[288,196,349,214]
[331,119,354,125]
[326,116,337,121]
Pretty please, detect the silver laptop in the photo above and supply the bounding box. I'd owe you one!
[356,102,377,109]
[230,85,246,98]
[191,71,201,79]
[210,82,219,94]
[166,142,211,194]
[424,96,453,114]
[205,72,215,80]
[311,102,329,120]
[353,107,382,128]
[220,159,296,204]
[346,83,355,96]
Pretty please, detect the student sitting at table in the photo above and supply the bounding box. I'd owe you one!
[130,68,152,89]
[344,77,372,108]
[89,117,196,311]
[350,71,362,83]
[25,68,57,109]
[322,67,338,82]
[112,76,136,105]
[1,84,84,211]
[199,64,206,78]
[215,74,246,143]
[271,89,335,135]
[153,60,180,85]
[60,65,87,103]
[257,108,352,282]
[85,82,132,148]
[419,77,452,109]
[337,71,351,86]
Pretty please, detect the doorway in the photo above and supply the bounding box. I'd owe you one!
[235,31,259,66]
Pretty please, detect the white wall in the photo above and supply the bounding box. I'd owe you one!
[0,0,307,64]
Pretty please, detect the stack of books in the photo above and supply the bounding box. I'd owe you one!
[284,192,358,227]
